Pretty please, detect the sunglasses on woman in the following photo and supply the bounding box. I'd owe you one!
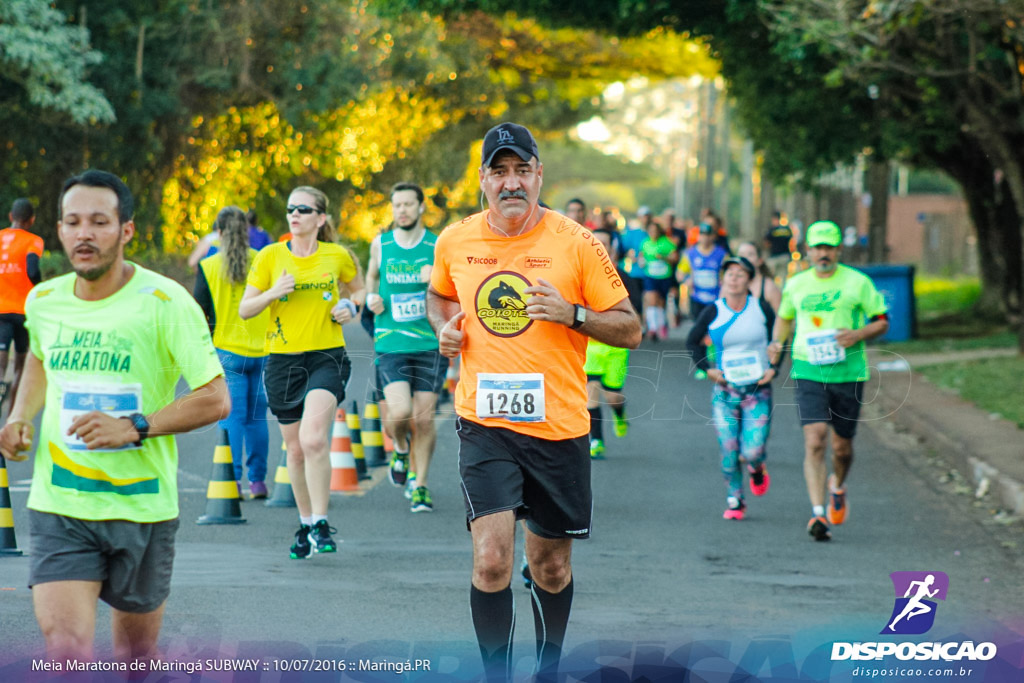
[286,204,320,214]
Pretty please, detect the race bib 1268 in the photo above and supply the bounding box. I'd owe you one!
[476,373,545,423]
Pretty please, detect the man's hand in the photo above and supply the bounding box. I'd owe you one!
[68,412,139,450]
[439,311,466,358]
[834,328,861,348]
[0,420,34,462]
[767,341,784,365]
[367,293,385,315]
[524,278,573,326]
[269,270,296,299]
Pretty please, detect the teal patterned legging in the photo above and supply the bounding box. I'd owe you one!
[710,383,773,500]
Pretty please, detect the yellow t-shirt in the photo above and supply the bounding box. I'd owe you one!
[431,210,628,440]
[199,250,269,357]
[247,241,357,353]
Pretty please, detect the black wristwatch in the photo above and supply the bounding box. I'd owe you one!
[122,412,150,446]
[570,304,587,330]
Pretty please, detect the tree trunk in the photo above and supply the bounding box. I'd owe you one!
[939,138,1022,322]
[866,157,889,263]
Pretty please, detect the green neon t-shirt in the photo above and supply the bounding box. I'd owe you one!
[24,265,224,522]
[778,264,888,383]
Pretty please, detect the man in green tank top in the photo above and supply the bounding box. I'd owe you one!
[366,182,449,512]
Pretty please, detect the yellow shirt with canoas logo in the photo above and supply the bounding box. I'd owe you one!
[23,264,224,522]
[247,241,357,354]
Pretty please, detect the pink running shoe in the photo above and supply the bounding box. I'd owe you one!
[723,496,746,520]
[749,465,771,497]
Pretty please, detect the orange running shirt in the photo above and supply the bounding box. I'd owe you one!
[431,210,628,440]
[0,227,44,314]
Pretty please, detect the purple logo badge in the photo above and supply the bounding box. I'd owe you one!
[881,571,949,635]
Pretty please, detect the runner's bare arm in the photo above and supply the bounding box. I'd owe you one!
[70,376,231,450]
[0,353,46,461]
[365,238,384,314]
[239,272,295,319]
[340,245,367,308]
[524,279,641,349]
[427,286,465,359]
[835,317,889,348]
[768,316,794,365]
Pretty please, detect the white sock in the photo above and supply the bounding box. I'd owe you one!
[312,515,328,526]
[645,307,658,331]
[300,516,312,527]
[812,505,825,518]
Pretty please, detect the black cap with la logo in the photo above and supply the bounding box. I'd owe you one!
[482,122,539,167]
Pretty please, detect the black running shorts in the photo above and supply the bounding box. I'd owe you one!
[264,347,351,425]
[456,417,592,539]
[28,510,179,613]
[376,350,449,394]
[0,313,29,353]
[795,379,865,440]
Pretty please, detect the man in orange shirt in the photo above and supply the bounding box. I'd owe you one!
[0,199,44,413]
[427,123,641,682]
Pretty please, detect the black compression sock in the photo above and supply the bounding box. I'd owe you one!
[611,402,625,418]
[588,407,603,440]
[530,577,574,681]
[471,584,515,682]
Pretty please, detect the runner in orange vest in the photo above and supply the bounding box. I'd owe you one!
[0,199,44,414]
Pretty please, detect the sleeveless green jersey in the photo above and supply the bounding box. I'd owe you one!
[374,230,439,354]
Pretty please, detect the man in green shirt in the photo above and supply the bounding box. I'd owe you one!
[768,220,889,542]
[365,182,448,512]
[0,170,229,662]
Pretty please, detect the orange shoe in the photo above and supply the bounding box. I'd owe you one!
[807,515,831,542]
[827,474,847,526]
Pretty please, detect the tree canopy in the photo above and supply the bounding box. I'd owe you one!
[0,0,714,252]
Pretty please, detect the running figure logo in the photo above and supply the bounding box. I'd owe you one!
[881,571,949,635]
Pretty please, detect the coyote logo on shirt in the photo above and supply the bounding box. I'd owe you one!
[475,272,532,338]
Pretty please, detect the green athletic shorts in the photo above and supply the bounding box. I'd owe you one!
[583,342,630,391]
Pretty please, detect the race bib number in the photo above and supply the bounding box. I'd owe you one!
[721,349,764,386]
[476,373,545,423]
[806,329,846,365]
[646,260,670,278]
[390,291,426,322]
[60,382,143,452]
[693,270,718,290]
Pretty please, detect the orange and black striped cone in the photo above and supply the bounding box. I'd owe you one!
[347,400,369,480]
[362,401,386,467]
[265,441,296,508]
[329,409,360,493]
[0,457,22,556]
[197,429,246,525]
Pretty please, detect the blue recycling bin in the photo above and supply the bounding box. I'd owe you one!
[853,264,916,342]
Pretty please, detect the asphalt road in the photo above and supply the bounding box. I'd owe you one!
[1,325,1022,681]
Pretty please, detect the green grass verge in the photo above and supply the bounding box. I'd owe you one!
[918,356,1024,429]
[878,329,1016,354]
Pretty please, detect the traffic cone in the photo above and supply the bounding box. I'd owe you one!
[0,458,23,556]
[329,409,360,493]
[266,441,296,508]
[347,401,369,480]
[197,429,246,525]
[362,400,387,467]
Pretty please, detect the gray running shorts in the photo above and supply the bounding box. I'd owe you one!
[28,509,179,613]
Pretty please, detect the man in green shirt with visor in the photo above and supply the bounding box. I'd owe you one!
[768,220,889,542]
[0,170,229,662]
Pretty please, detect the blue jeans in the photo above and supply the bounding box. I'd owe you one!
[216,349,269,483]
